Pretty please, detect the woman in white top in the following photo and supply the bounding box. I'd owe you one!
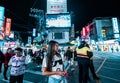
[42,40,68,83]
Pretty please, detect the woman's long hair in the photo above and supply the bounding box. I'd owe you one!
[46,40,61,71]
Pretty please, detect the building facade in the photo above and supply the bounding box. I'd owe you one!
[90,17,120,52]
[90,17,120,43]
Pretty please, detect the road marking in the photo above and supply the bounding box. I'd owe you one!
[103,66,120,71]
[99,74,120,82]
[96,57,107,73]
[23,80,34,83]
[105,61,120,65]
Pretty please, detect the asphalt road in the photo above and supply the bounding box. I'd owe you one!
[0,51,120,83]
[93,51,120,83]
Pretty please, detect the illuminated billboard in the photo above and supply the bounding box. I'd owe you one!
[0,6,5,30]
[5,18,12,36]
[47,0,67,14]
[46,13,71,28]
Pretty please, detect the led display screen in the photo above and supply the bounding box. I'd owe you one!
[46,13,71,28]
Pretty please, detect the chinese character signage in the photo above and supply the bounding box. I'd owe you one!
[5,18,12,36]
[112,17,119,38]
[47,0,67,14]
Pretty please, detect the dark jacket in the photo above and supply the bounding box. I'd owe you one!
[65,50,73,60]
[0,50,4,63]
[4,52,13,65]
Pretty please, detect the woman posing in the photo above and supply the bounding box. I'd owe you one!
[42,40,68,83]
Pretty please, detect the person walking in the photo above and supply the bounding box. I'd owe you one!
[3,48,13,80]
[42,40,68,83]
[0,50,4,73]
[76,41,91,83]
[64,46,73,61]
[8,47,27,83]
[86,44,100,80]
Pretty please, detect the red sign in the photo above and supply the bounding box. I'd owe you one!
[5,18,12,36]
[86,25,90,32]
[81,27,87,37]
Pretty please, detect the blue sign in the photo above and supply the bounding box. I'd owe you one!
[0,6,5,29]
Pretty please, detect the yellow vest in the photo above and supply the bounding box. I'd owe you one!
[76,47,90,55]
[76,46,93,60]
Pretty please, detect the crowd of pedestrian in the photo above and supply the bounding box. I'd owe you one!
[0,40,100,83]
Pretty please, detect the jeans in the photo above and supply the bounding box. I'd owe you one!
[48,76,67,83]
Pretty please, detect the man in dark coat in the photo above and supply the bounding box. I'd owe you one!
[0,50,4,72]
[65,46,73,61]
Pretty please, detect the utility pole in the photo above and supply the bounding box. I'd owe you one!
[29,8,44,33]
[29,8,44,44]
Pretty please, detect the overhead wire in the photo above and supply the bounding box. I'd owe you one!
[12,22,36,30]
[31,0,39,8]
[6,9,27,23]
[5,8,37,30]
[4,0,41,32]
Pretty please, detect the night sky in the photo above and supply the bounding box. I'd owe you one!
[0,0,120,35]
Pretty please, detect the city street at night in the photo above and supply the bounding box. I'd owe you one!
[0,0,120,83]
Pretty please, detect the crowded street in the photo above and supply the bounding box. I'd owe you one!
[0,0,120,83]
[0,51,120,83]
